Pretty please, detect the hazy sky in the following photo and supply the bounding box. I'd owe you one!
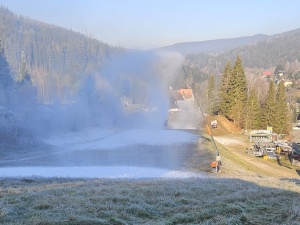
[0,0,299,49]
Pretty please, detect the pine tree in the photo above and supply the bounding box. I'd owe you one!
[219,61,232,117]
[274,81,288,134]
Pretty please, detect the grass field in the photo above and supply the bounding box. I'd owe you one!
[0,134,300,224]
[0,177,300,225]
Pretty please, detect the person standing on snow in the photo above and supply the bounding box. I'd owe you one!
[216,153,222,172]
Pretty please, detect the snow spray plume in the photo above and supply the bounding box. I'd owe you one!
[15,50,183,136]
[168,100,202,130]
[92,50,184,129]
[167,63,202,130]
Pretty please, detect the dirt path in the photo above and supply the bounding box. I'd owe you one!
[213,133,300,178]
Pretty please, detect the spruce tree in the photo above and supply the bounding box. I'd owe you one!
[11,50,37,132]
[262,81,276,130]
[219,61,232,117]
[274,81,288,134]
[246,88,261,130]
[0,41,14,106]
[17,50,31,83]
[207,74,218,115]
[229,56,248,128]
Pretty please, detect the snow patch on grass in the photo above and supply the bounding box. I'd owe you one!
[0,166,206,179]
[43,128,198,149]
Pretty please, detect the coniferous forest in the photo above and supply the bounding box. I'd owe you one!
[0,6,125,103]
[207,56,290,134]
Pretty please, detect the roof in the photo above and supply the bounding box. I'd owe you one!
[169,90,184,101]
[263,71,272,76]
[178,89,193,100]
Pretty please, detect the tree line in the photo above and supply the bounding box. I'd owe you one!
[207,56,289,134]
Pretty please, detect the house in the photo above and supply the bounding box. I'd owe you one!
[178,89,194,104]
[276,70,285,77]
[262,71,272,78]
[284,80,293,87]
[167,88,201,130]
[275,79,293,87]
[168,88,197,112]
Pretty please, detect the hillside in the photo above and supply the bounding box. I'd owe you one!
[0,6,125,102]
[185,28,300,75]
[205,115,241,136]
[0,6,123,74]
[155,34,268,55]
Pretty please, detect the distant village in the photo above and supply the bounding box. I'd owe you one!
[262,70,293,87]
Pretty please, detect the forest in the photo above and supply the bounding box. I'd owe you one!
[206,56,289,134]
[0,6,125,103]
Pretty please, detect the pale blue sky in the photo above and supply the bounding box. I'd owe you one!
[0,0,299,49]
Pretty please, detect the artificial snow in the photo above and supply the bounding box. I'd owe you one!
[0,166,206,179]
[1,128,202,179]
[43,128,198,148]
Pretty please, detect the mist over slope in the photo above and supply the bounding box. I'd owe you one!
[0,6,189,145]
[4,50,183,138]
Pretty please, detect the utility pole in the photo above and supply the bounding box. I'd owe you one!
[182,65,219,173]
